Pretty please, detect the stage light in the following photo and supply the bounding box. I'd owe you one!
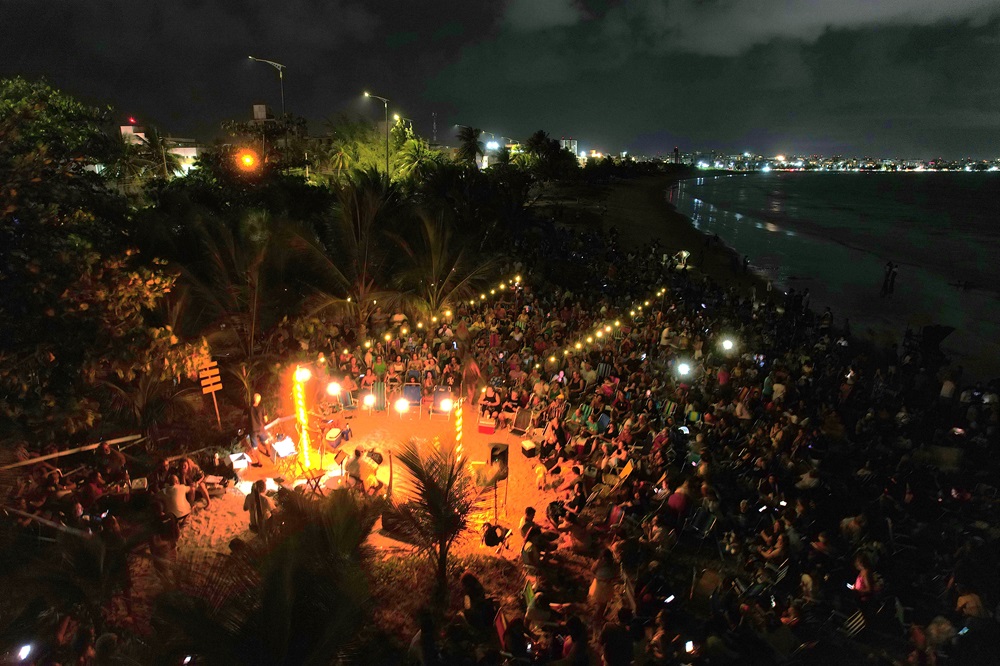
[586,336,593,343]
[439,398,453,413]
[327,382,341,396]
[395,397,409,414]
[499,283,506,290]
[596,331,603,338]
[549,356,556,362]
[644,301,650,306]
[344,349,349,355]
[364,341,371,348]
[575,342,582,349]
[614,320,621,326]
[515,275,521,282]
[722,339,734,351]
[480,294,486,300]
[417,322,423,328]
[363,394,376,408]
[18,644,32,661]
[401,327,408,335]
[431,316,438,322]
[678,363,691,376]
[444,310,452,317]
[385,333,392,342]
[490,289,496,295]
[294,366,312,382]
[630,310,635,316]
[605,325,612,332]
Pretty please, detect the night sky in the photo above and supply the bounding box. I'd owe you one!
[3,0,1000,158]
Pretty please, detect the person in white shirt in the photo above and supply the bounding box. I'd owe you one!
[161,475,191,520]
[344,448,365,490]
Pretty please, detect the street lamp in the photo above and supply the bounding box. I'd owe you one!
[248,56,286,117]
[364,91,390,175]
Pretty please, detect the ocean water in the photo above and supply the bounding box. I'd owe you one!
[670,172,1000,379]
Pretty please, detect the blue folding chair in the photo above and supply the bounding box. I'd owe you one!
[597,412,611,433]
[428,386,453,419]
[341,391,358,411]
[402,383,423,418]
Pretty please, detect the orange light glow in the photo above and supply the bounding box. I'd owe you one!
[293,366,312,468]
[236,149,259,171]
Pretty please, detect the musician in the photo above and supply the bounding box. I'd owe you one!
[247,393,273,463]
[344,448,365,490]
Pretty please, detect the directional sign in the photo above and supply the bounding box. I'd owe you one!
[199,361,222,394]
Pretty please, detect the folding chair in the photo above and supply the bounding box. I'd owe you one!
[510,407,532,436]
[401,383,423,418]
[833,609,866,639]
[340,390,358,411]
[428,386,453,419]
[372,381,387,411]
[597,412,611,433]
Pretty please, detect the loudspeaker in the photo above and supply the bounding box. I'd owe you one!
[490,443,509,480]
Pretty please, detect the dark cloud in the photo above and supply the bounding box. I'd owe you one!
[1,0,998,157]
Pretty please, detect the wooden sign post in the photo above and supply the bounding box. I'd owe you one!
[199,360,223,428]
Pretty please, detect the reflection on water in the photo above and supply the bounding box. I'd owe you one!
[670,173,1000,378]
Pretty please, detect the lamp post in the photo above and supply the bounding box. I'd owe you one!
[248,56,286,117]
[364,91,390,176]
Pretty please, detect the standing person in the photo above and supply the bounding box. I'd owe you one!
[889,263,898,296]
[589,548,618,624]
[247,393,271,465]
[881,261,893,297]
[463,356,482,405]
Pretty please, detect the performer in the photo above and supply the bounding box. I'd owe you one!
[247,393,273,465]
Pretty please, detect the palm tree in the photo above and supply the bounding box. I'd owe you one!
[101,373,200,439]
[524,129,552,158]
[396,138,443,184]
[178,212,293,405]
[388,438,495,606]
[303,168,406,339]
[388,211,497,318]
[152,491,382,665]
[139,127,182,179]
[101,132,153,193]
[455,126,484,166]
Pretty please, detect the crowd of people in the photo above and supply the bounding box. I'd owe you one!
[314,224,999,664]
[5,218,1000,664]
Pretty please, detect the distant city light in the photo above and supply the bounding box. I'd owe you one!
[486,141,500,150]
[775,154,786,162]
[762,165,772,172]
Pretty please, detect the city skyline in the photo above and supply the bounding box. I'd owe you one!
[2,0,1000,158]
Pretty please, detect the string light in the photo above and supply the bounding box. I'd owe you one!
[292,366,312,468]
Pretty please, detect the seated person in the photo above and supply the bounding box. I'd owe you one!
[180,458,211,508]
[340,372,358,394]
[93,439,128,484]
[344,448,366,490]
[385,364,402,392]
[77,470,106,512]
[480,386,501,419]
[421,371,437,397]
[160,475,192,520]
[148,458,174,495]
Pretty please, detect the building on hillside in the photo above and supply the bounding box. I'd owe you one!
[560,138,578,155]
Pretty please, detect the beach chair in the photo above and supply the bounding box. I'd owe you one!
[510,407,532,436]
[372,381,387,411]
[597,412,611,433]
[340,391,358,411]
[401,383,423,418]
[428,386,453,419]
